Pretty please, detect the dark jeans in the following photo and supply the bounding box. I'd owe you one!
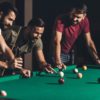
[61,53,71,64]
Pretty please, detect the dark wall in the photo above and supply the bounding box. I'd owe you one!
[15,0,24,26]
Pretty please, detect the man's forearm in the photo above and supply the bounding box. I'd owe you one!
[54,43,61,64]
[0,34,15,61]
[88,42,99,63]
[5,47,15,62]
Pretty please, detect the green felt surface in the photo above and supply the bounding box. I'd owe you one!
[0,65,100,100]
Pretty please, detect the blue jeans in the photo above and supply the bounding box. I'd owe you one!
[61,53,71,64]
[61,51,75,65]
[50,51,74,65]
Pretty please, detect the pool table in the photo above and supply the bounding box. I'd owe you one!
[0,65,100,100]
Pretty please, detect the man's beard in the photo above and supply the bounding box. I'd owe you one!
[4,24,12,29]
[72,20,79,25]
[0,19,11,30]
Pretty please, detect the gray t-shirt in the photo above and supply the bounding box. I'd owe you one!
[18,38,43,55]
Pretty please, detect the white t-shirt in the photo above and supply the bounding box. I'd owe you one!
[0,29,1,35]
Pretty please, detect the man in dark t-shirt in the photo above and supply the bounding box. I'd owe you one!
[16,18,55,73]
[53,3,100,69]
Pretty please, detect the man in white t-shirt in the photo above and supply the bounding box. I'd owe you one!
[0,2,31,77]
[0,28,31,77]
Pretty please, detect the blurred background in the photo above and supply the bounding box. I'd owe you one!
[0,0,100,65]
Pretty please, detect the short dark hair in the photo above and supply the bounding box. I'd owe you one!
[0,2,18,16]
[28,18,45,27]
[69,2,87,14]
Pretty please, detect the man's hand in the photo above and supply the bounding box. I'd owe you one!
[0,61,8,69]
[44,64,57,74]
[39,63,56,74]
[56,63,67,70]
[95,59,100,65]
[10,57,23,69]
[21,69,31,78]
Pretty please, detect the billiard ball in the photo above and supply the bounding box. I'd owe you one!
[59,71,64,78]
[77,72,83,79]
[82,65,87,70]
[58,78,64,84]
[73,68,78,74]
[0,90,7,96]
[97,78,100,83]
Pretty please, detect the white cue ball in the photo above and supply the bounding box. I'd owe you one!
[73,68,78,73]
[59,71,64,78]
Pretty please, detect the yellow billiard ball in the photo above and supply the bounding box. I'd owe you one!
[82,65,87,70]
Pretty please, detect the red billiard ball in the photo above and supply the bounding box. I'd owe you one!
[0,90,7,96]
[58,78,64,84]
